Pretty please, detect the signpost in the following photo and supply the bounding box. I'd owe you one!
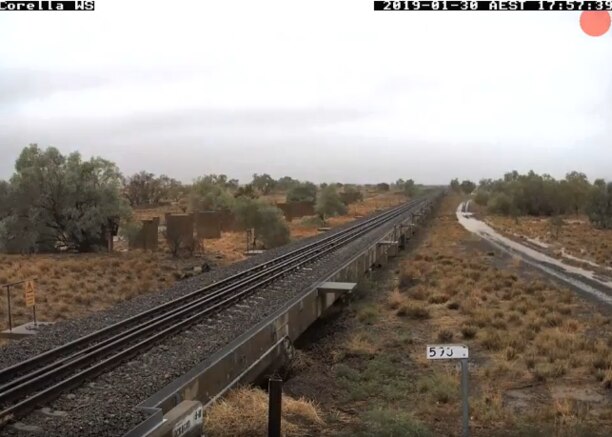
[427,344,469,437]
[24,280,37,326]
[2,278,38,331]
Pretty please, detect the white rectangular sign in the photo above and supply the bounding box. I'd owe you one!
[426,344,468,360]
[173,406,203,437]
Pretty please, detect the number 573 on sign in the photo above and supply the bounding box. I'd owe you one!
[427,344,469,360]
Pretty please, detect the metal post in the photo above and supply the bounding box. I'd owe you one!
[33,305,37,327]
[267,375,282,437]
[460,358,470,437]
[6,285,12,332]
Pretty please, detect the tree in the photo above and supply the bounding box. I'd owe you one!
[460,180,476,195]
[450,178,461,192]
[276,176,298,191]
[189,176,235,211]
[0,180,11,221]
[287,182,317,203]
[251,173,276,195]
[0,144,130,253]
[586,179,612,229]
[233,197,289,248]
[124,171,179,206]
[316,185,347,220]
[165,178,186,202]
[474,190,490,206]
[564,171,590,215]
[476,170,603,220]
[402,179,417,197]
[234,183,258,199]
[376,182,390,192]
[487,192,513,215]
[341,185,363,204]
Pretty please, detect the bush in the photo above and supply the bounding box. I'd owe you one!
[316,185,347,219]
[461,324,477,339]
[341,185,363,204]
[287,182,317,203]
[256,205,290,248]
[120,221,143,247]
[587,180,612,229]
[437,329,454,342]
[474,190,490,206]
[487,192,513,215]
[189,180,235,212]
[233,198,290,249]
[460,180,476,194]
[447,301,460,310]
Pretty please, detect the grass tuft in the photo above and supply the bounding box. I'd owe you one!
[204,387,323,436]
[397,303,430,319]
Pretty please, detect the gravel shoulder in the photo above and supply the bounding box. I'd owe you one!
[1,204,423,437]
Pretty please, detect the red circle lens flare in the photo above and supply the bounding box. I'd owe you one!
[580,11,611,37]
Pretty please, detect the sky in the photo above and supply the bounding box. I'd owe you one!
[0,1,611,185]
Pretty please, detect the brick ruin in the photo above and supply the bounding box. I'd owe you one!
[276,201,316,222]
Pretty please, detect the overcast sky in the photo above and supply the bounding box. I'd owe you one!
[0,1,610,184]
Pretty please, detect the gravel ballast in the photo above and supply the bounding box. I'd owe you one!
[0,200,434,437]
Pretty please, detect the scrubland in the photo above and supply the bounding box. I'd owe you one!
[0,251,181,328]
[0,191,405,327]
[483,215,612,270]
[228,194,612,436]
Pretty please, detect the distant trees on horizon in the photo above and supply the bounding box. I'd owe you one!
[0,144,426,254]
[451,171,612,229]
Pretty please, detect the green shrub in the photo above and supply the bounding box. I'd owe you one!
[287,182,317,203]
[233,198,290,248]
[316,185,347,219]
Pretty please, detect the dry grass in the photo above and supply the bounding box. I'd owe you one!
[0,252,183,326]
[0,191,409,326]
[204,387,324,436]
[485,215,612,269]
[283,193,612,435]
[289,191,407,240]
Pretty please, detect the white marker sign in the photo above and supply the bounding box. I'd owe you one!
[173,405,203,437]
[426,344,469,360]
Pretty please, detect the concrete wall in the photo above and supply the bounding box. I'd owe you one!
[276,201,316,222]
[165,214,194,253]
[129,218,159,251]
[195,212,221,239]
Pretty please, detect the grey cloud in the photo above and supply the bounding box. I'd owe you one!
[0,69,107,105]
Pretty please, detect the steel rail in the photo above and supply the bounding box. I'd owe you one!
[0,199,421,384]
[0,197,420,386]
[0,197,420,396]
[0,195,433,423]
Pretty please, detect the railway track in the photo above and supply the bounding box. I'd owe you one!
[0,194,435,425]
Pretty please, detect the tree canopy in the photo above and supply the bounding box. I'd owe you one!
[124,171,182,206]
[0,144,130,253]
[287,181,317,203]
[474,170,612,228]
[233,197,290,248]
[251,173,276,195]
[189,175,236,212]
[316,185,347,219]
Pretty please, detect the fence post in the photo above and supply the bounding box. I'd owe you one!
[268,375,283,437]
[6,285,12,332]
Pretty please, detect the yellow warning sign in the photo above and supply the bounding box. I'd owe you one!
[24,280,36,308]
